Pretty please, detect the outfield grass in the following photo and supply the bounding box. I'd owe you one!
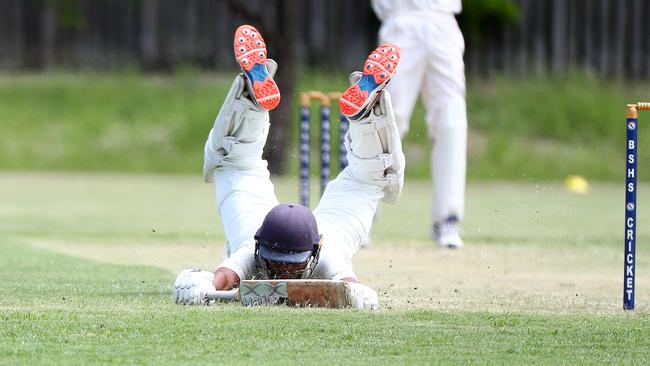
[1,172,649,364]
[1,72,649,181]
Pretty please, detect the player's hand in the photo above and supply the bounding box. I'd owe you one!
[213,267,240,290]
[346,282,380,310]
[172,268,216,305]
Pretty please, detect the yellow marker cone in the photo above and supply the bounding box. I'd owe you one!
[564,175,589,194]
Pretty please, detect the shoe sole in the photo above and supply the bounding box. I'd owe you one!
[233,25,281,111]
[339,44,401,119]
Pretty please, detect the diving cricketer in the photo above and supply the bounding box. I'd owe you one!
[173,25,405,310]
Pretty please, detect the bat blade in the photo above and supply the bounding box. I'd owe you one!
[238,279,350,308]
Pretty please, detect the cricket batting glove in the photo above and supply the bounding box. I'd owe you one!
[344,88,405,204]
[203,59,278,181]
[346,282,380,311]
[173,269,216,305]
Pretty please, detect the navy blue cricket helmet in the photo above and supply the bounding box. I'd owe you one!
[254,204,322,279]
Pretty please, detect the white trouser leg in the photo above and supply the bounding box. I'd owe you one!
[214,168,278,258]
[312,92,404,280]
[379,21,427,138]
[421,15,467,222]
[313,169,384,279]
[427,96,467,222]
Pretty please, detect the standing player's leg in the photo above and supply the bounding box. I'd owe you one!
[421,14,468,248]
[377,22,427,139]
[370,19,427,248]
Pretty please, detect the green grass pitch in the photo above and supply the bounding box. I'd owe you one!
[1,172,650,364]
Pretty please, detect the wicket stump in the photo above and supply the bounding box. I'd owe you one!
[624,102,650,310]
[299,91,349,208]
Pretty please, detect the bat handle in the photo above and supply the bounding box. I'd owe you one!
[205,289,238,302]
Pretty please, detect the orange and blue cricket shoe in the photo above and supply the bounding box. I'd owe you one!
[339,44,401,120]
[233,25,281,111]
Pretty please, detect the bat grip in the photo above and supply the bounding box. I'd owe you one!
[205,289,238,302]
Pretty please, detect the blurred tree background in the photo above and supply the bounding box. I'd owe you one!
[0,0,649,180]
[4,0,648,77]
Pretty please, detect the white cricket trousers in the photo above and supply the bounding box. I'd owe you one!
[379,11,467,222]
[212,165,382,280]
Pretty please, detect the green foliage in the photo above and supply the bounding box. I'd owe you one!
[459,0,520,46]
[52,0,87,30]
[0,71,648,182]
[0,72,227,173]
[470,73,632,143]
[399,72,650,181]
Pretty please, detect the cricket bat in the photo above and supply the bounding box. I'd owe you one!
[205,279,351,308]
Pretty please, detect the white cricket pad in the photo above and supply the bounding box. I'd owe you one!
[344,91,405,203]
[203,75,270,182]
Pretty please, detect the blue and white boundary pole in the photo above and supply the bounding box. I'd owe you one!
[625,105,638,310]
[624,102,650,310]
